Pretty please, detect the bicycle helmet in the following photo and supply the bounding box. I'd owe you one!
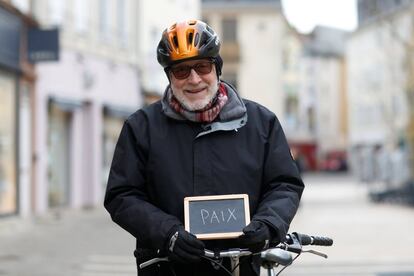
[157,19,222,75]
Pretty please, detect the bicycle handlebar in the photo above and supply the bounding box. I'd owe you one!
[204,248,252,259]
[139,232,333,270]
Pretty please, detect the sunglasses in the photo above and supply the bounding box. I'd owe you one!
[169,61,215,80]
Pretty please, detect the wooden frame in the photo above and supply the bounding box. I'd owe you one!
[184,194,250,240]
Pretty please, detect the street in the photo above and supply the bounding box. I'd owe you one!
[1,173,414,276]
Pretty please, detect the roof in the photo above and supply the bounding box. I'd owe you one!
[303,26,349,57]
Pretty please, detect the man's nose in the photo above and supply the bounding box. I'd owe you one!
[187,69,202,84]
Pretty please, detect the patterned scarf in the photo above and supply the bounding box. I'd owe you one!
[168,83,229,123]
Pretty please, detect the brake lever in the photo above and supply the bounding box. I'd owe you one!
[285,234,302,254]
[302,249,328,259]
[139,257,169,269]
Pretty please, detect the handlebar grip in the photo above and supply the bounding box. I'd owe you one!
[287,233,333,246]
[296,233,312,245]
[311,236,333,246]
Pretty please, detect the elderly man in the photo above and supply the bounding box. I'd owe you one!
[104,19,304,276]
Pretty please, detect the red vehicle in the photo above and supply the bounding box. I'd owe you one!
[320,151,348,171]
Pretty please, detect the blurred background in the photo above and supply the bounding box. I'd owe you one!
[1,0,414,275]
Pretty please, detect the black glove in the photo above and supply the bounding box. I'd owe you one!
[238,220,273,252]
[166,226,205,264]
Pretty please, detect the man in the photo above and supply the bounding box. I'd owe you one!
[104,19,303,276]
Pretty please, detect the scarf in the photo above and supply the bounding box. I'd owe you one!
[162,81,247,124]
[168,83,229,123]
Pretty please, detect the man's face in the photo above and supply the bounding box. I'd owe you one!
[169,58,218,111]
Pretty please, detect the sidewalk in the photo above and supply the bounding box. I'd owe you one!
[0,208,136,276]
[287,173,414,275]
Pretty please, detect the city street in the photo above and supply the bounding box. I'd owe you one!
[1,173,414,276]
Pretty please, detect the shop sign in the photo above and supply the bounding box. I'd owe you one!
[28,28,60,63]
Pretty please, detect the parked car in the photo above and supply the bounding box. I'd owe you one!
[320,151,348,172]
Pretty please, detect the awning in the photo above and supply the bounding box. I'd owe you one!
[48,96,83,111]
[103,105,135,119]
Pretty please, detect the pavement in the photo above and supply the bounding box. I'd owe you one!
[1,173,414,276]
[287,173,414,276]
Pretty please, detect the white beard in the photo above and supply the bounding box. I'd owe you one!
[171,81,219,111]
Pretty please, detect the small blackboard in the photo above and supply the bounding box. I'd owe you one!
[184,194,250,240]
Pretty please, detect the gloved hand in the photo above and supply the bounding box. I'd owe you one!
[238,220,273,252]
[165,226,205,263]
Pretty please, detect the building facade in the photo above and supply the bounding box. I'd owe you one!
[202,0,288,123]
[29,0,143,214]
[0,0,202,218]
[347,2,412,185]
[299,26,349,171]
[201,0,350,171]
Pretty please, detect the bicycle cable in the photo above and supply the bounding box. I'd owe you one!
[167,263,178,276]
[230,252,261,273]
[201,255,234,276]
[275,253,300,276]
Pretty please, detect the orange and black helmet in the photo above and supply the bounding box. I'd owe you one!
[157,19,221,68]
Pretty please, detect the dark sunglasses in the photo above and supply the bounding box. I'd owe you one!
[169,61,215,80]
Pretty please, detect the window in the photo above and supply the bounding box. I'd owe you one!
[47,104,71,207]
[74,0,88,33]
[117,0,128,46]
[102,115,124,187]
[222,18,237,42]
[99,0,110,41]
[49,0,65,26]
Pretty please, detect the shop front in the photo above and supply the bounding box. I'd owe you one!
[47,102,72,207]
[0,71,17,215]
[0,4,21,216]
[0,2,38,217]
[102,106,133,189]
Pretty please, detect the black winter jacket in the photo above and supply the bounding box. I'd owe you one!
[104,89,304,276]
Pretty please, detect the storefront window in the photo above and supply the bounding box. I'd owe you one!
[0,72,17,215]
[102,115,123,188]
[48,103,71,207]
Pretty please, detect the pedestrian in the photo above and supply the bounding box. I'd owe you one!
[104,19,304,276]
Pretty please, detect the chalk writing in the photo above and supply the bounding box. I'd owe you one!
[200,208,238,225]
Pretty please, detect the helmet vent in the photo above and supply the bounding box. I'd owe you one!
[188,32,194,45]
[172,35,179,48]
[199,32,207,47]
[206,25,213,35]
[194,33,200,46]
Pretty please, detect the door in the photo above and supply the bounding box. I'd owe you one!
[47,103,71,208]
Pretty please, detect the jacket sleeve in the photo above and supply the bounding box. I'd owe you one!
[104,112,182,250]
[253,115,304,242]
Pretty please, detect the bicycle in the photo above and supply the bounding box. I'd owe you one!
[139,232,333,276]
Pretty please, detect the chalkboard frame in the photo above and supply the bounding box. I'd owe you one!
[184,194,250,240]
